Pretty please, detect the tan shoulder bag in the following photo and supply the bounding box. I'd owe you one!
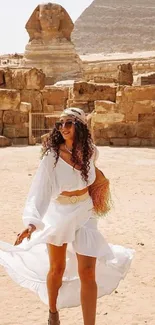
[88,166,111,217]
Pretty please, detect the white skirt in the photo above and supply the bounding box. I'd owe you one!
[0,196,134,309]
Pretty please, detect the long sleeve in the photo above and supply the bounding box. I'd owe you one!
[22,154,53,230]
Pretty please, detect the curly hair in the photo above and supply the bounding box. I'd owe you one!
[41,119,94,183]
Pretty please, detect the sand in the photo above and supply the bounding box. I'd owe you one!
[0,145,155,325]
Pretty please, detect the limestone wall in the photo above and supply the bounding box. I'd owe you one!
[67,81,116,113]
[92,86,155,146]
[0,68,68,146]
[67,81,155,147]
[82,58,155,84]
[0,72,155,147]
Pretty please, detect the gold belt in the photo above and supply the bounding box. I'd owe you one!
[56,191,89,205]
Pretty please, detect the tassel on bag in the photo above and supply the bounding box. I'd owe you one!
[88,167,111,217]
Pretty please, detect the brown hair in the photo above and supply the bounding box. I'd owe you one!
[41,119,94,183]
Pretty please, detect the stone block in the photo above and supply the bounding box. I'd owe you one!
[0,70,4,85]
[54,105,65,112]
[19,102,32,113]
[20,90,42,112]
[91,122,101,137]
[0,89,20,111]
[117,63,133,86]
[43,105,55,113]
[68,100,89,113]
[12,138,29,145]
[3,111,28,125]
[137,73,155,86]
[0,123,3,135]
[0,115,3,126]
[109,138,128,146]
[45,77,55,85]
[137,122,155,138]
[3,124,29,138]
[103,123,137,139]
[72,82,116,102]
[88,101,95,112]
[152,102,155,112]
[42,87,68,107]
[141,139,152,146]
[0,135,12,147]
[43,104,64,113]
[25,68,45,90]
[94,138,110,146]
[0,111,3,120]
[126,100,154,122]
[150,138,155,146]
[87,115,92,131]
[126,112,138,122]
[124,86,155,102]
[95,100,116,113]
[132,101,153,114]
[92,112,125,124]
[93,76,117,84]
[143,138,155,146]
[116,89,124,103]
[4,126,17,139]
[5,68,45,90]
[128,138,141,146]
[138,113,155,123]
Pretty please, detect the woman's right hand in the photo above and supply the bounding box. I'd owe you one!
[14,224,36,246]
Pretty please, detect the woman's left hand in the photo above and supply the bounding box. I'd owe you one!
[14,224,36,246]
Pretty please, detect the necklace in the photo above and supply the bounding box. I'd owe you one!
[65,144,72,154]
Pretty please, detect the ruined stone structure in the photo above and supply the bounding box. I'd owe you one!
[0,54,23,68]
[118,63,133,86]
[0,68,155,147]
[136,73,155,86]
[92,86,155,146]
[68,82,116,113]
[0,68,43,146]
[22,3,83,83]
[1,53,155,86]
[67,82,155,147]
[0,67,69,147]
[72,0,155,55]
[82,54,155,84]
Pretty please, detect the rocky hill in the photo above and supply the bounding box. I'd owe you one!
[72,0,155,54]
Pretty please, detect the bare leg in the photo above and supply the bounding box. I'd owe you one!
[77,254,97,325]
[47,243,67,313]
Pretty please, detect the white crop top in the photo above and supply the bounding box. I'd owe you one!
[22,146,99,229]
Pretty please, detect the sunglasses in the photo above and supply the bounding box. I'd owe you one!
[55,120,76,131]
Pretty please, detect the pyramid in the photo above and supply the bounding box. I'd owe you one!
[72,0,155,54]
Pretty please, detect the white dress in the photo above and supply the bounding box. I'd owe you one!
[0,148,134,309]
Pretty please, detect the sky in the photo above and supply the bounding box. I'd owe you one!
[0,0,93,55]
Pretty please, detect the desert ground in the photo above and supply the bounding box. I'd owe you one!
[0,145,155,325]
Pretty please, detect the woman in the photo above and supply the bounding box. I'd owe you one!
[0,108,134,325]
